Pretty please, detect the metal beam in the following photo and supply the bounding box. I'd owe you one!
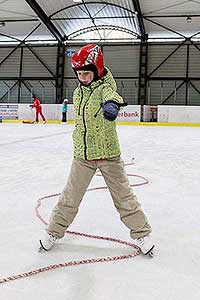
[50,2,137,18]
[0,81,18,102]
[25,0,64,43]
[138,36,148,106]
[81,0,103,40]
[161,80,185,105]
[144,17,187,39]
[55,44,65,104]
[132,1,148,108]
[147,40,187,78]
[68,25,139,40]
[18,47,24,103]
[185,45,190,105]
[190,82,200,96]
[132,0,146,40]
[52,16,137,21]
[144,14,200,18]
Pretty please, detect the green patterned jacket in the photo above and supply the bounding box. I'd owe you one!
[72,68,124,160]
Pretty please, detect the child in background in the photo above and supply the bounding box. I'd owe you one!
[61,98,68,123]
[30,96,46,124]
[39,44,155,257]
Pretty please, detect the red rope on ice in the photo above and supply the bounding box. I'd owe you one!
[0,161,148,284]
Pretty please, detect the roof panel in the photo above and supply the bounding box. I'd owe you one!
[141,0,200,15]
[0,0,36,19]
[0,0,199,43]
[0,22,56,43]
[51,2,137,38]
[145,16,200,38]
[35,0,135,16]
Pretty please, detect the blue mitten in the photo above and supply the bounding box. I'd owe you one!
[101,100,128,121]
[102,101,119,121]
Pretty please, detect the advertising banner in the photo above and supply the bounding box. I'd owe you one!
[0,104,18,120]
[117,105,141,122]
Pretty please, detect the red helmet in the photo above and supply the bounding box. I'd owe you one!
[71,44,104,78]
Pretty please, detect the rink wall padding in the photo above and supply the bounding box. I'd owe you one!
[157,105,200,123]
[0,104,141,123]
[0,103,200,126]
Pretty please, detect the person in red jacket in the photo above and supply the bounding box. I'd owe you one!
[30,97,46,124]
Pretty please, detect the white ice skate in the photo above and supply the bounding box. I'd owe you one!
[133,235,155,257]
[39,233,57,251]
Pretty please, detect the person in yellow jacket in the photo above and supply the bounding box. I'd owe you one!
[39,44,155,256]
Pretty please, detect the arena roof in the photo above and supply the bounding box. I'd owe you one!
[0,0,199,44]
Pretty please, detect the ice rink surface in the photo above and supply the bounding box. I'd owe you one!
[0,122,200,299]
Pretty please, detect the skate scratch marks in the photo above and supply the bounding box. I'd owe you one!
[0,130,73,146]
[0,161,148,284]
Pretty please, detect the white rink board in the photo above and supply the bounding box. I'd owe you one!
[117,105,140,122]
[0,103,141,122]
[1,104,200,123]
[66,104,141,122]
[0,103,62,121]
[158,105,200,123]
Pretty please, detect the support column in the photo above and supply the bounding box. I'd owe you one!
[185,44,190,105]
[56,43,65,104]
[18,46,24,103]
[138,34,148,106]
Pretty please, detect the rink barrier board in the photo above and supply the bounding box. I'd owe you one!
[1,104,200,124]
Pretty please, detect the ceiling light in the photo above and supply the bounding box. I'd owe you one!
[73,0,82,3]
[0,21,5,27]
[186,16,192,23]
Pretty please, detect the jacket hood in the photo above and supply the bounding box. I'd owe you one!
[79,67,117,91]
[100,67,117,91]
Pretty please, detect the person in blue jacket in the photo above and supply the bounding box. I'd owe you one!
[61,99,68,123]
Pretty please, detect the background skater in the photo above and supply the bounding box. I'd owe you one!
[30,96,46,124]
[61,98,68,123]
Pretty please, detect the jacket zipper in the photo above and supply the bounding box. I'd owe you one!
[82,87,92,160]
[78,87,83,116]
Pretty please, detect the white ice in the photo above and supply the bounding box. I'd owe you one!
[0,123,200,299]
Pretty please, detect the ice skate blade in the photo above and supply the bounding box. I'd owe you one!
[38,246,45,252]
[149,249,154,257]
[38,244,47,252]
[145,246,155,258]
[38,240,48,252]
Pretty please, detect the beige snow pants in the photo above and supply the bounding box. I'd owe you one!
[48,157,152,240]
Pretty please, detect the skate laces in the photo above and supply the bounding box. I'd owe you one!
[137,237,145,245]
[48,234,57,243]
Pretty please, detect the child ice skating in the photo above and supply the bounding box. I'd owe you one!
[39,44,155,256]
[61,98,68,123]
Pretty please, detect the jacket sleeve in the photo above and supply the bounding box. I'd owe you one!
[101,85,125,108]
